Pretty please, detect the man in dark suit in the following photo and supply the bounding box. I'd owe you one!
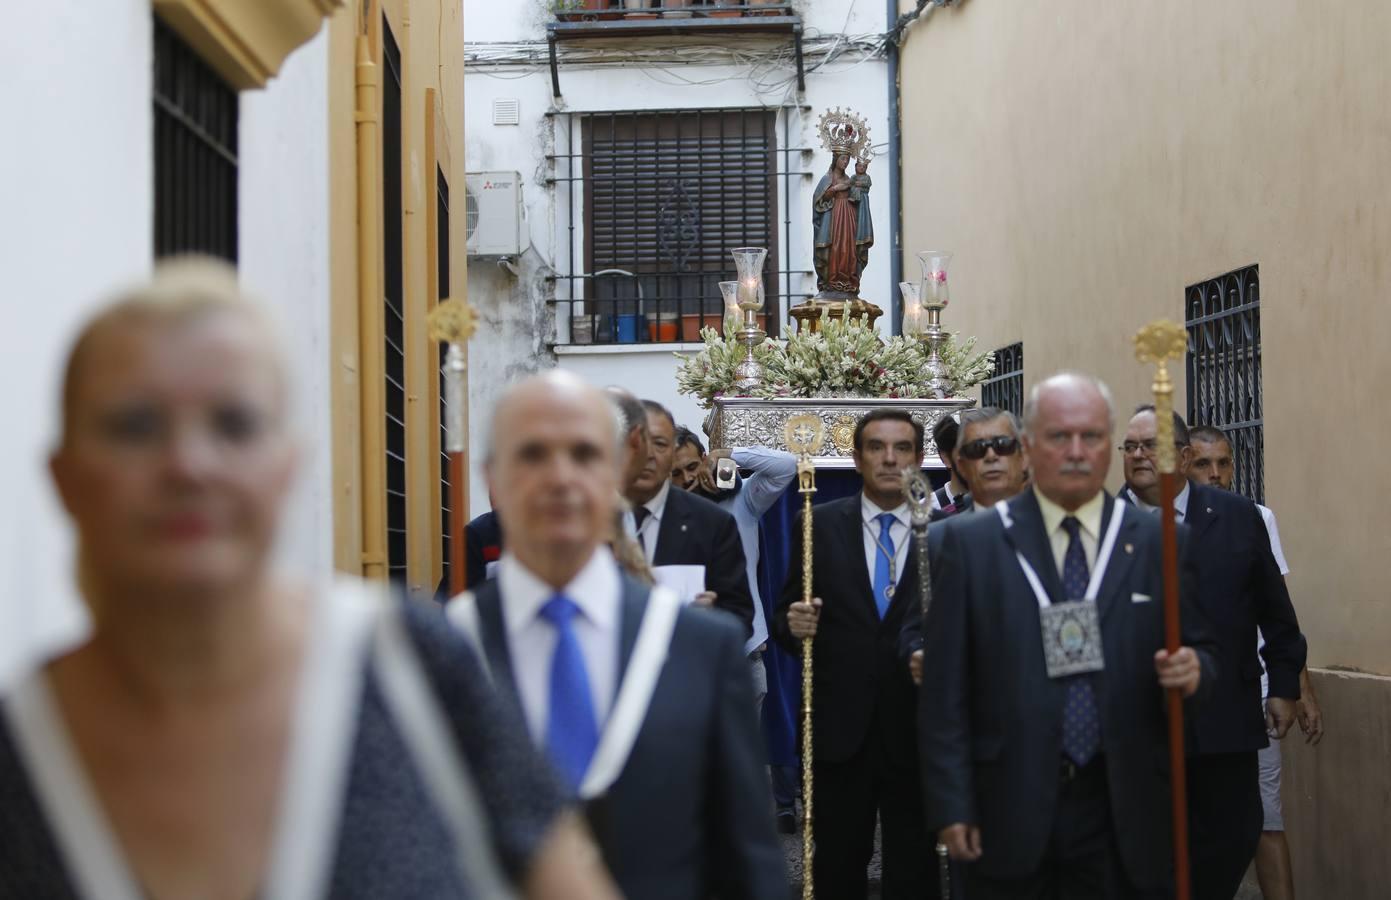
[773,408,931,899]
[1117,406,1306,900]
[626,400,754,637]
[919,372,1217,899]
[901,405,1030,685]
[449,371,785,900]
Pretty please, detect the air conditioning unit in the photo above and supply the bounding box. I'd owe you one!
[465,171,528,257]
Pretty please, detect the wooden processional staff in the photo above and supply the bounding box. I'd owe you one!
[785,414,825,900]
[1133,320,1192,900]
[427,297,479,597]
[903,467,951,900]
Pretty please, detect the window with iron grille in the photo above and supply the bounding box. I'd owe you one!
[1185,265,1264,503]
[153,16,238,261]
[980,342,1024,417]
[382,22,408,583]
[437,167,453,592]
[551,108,785,345]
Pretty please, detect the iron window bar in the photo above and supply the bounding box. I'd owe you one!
[545,106,815,348]
[980,342,1024,417]
[153,15,238,262]
[1185,265,1264,503]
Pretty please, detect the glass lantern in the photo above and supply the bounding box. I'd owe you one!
[916,250,952,310]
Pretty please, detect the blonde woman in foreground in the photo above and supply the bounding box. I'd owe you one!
[0,258,619,900]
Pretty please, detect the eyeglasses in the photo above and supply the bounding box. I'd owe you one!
[957,436,1020,460]
[1119,439,1159,456]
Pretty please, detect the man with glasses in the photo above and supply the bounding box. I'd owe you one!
[1188,425,1322,900]
[1117,406,1307,900]
[953,406,1030,512]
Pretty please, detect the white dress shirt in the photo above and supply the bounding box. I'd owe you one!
[1255,503,1291,701]
[1034,486,1107,576]
[635,480,672,565]
[497,547,621,745]
[861,494,911,588]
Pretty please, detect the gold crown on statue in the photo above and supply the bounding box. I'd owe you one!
[817,107,869,158]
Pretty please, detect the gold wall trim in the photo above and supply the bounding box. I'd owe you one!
[154,0,344,90]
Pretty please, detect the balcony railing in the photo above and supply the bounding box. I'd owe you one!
[547,1,802,98]
[553,1,793,22]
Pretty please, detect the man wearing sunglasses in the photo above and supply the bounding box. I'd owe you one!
[954,407,1031,512]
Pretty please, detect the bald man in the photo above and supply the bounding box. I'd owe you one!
[918,373,1217,900]
[447,372,785,900]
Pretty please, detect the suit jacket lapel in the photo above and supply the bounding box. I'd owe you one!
[614,576,647,685]
[651,491,684,566]
[1001,490,1066,605]
[471,582,526,713]
[1183,482,1219,541]
[844,498,878,619]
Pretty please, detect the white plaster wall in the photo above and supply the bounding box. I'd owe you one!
[0,5,335,684]
[0,0,155,684]
[463,0,891,515]
[239,29,336,581]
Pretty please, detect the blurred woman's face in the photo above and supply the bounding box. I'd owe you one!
[51,310,296,599]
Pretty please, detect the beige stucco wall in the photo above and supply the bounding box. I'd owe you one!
[899,1,1391,893]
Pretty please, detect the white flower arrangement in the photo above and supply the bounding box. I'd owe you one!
[673,310,995,408]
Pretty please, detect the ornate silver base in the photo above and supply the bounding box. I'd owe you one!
[733,325,766,393]
[710,397,976,469]
[922,327,950,400]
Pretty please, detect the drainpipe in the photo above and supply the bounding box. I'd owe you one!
[355,33,387,581]
[886,0,904,335]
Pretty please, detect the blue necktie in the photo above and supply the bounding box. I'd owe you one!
[1060,517,1101,766]
[872,512,896,618]
[539,594,599,792]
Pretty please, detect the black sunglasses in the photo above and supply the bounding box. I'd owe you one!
[957,436,1020,460]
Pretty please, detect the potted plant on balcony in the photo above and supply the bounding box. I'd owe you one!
[749,0,783,16]
[552,0,582,21]
[709,0,743,18]
[662,0,693,19]
[623,0,656,17]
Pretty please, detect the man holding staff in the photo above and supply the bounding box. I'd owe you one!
[918,373,1217,899]
[774,408,931,899]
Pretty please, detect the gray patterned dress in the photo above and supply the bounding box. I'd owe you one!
[0,583,565,899]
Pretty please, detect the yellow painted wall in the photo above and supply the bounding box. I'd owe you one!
[328,0,467,594]
[898,2,1391,892]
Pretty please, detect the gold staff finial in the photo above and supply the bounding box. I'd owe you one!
[1133,319,1187,474]
[426,297,479,345]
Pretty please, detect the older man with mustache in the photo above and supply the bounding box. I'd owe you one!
[918,373,1216,899]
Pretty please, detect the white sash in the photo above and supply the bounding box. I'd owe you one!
[996,499,1126,607]
[446,584,682,800]
[579,586,680,799]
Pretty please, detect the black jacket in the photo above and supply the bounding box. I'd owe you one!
[1119,481,1306,754]
[468,576,786,900]
[918,489,1218,889]
[771,494,923,766]
[651,486,755,638]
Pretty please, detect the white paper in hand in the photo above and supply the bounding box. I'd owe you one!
[650,565,706,605]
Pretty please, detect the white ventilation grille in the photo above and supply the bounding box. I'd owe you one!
[491,98,521,126]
